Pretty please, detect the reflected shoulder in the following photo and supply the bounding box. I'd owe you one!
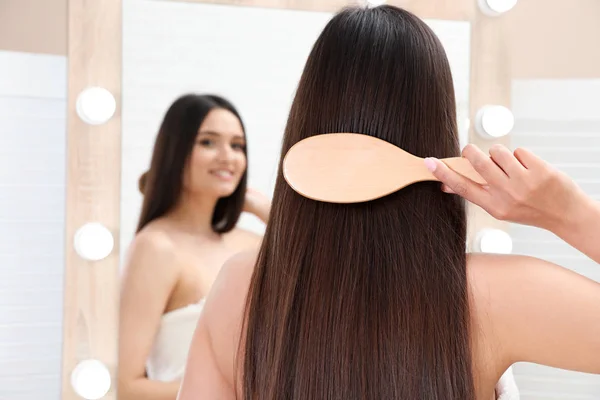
[225,227,263,251]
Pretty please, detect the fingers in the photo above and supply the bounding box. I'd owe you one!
[441,184,454,194]
[513,147,546,171]
[462,144,509,187]
[425,157,490,205]
[489,144,527,178]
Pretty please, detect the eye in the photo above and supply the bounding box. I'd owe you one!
[232,142,246,151]
[198,139,214,147]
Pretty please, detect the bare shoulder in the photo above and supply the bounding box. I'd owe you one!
[127,226,174,256]
[224,227,263,251]
[202,250,258,380]
[467,252,600,374]
[177,250,257,399]
[121,224,181,285]
[119,225,187,390]
[210,249,258,298]
[203,249,258,331]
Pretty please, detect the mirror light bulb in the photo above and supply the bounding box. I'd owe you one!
[475,105,515,139]
[475,228,513,254]
[71,359,111,400]
[73,223,114,261]
[76,87,117,125]
[479,0,518,16]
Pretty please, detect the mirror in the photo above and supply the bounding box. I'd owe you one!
[117,0,472,395]
[0,0,67,399]
[119,0,472,254]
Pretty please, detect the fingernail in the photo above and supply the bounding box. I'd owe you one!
[424,158,437,172]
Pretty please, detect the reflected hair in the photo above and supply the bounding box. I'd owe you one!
[241,5,473,400]
[136,94,247,234]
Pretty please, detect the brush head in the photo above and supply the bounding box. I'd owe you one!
[282,133,485,203]
[282,133,431,203]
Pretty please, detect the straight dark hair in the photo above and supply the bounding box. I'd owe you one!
[136,94,248,234]
[241,5,474,399]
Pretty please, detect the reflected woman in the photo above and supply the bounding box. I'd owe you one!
[118,94,270,400]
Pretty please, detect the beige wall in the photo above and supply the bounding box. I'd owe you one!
[0,0,67,55]
[506,0,600,78]
[0,0,598,75]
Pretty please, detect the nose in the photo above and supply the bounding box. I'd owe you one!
[216,143,235,163]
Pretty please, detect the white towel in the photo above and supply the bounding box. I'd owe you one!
[495,366,520,400]
[146,300,206,382]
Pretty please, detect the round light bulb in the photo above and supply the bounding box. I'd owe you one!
[71,359,111,400]
[478,0,518,16]
[73,223,114,261]
[475,229,513,254]
[76,87,117,125]
[475,105,514,139]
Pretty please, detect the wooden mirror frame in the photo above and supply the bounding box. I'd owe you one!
[61,1,508,398]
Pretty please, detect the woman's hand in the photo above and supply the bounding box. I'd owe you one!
[424,144,583,231]
[243,187,271,223]
[425,144,600,264]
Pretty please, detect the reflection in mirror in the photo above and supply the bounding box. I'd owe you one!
[120,0,471,255]
[119,4,336,398]
[118,1,471,399]
[0,1,67,399]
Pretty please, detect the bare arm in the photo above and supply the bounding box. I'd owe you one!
[243,188,271,224]
[118,232,181,400]
[178,251,256,400]
[427,144,600,263]
[472,254,600,374]
[551,194,600,264]
[175,307,235,400]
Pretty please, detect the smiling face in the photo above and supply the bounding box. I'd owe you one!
[183,108,247,198]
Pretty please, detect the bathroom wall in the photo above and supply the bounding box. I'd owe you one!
[0,2,67,398]
[0,50,67,400]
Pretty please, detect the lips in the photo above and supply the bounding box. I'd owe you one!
[210,169,234,181]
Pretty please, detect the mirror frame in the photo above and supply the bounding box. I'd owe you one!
[61,1,510,399]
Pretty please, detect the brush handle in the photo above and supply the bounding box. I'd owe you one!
[439,157,487,185]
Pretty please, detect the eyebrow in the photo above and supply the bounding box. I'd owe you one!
[198,130,245,140]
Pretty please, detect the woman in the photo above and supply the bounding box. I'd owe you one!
[118,94,271,400]
[177,6,600,400]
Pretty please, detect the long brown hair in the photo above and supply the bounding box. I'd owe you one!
[136,94,248,234]
[241,5,473,399]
